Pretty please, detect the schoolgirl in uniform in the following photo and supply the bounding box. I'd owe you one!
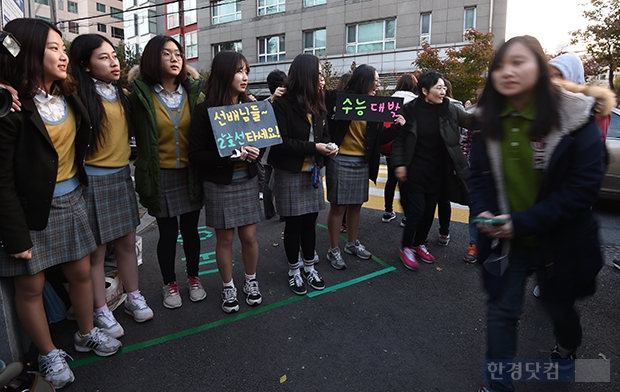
[189,51,262,313]
[269,54,338,294]
[69,34,153,338]
[324,65,383,269]
[129,36,205,309]
[0,19,121,389]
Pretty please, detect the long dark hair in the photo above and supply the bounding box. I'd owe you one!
[345,65,377,95]
[140,35,189,89]
[203,51,251,107]
[477,35,560,140]
[69,34,132,155]
[395,74,417,94]
[285,54,326,116]
[0,18,73,97]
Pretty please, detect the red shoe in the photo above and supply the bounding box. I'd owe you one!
[399,247,419,270]
[412,245,435,263]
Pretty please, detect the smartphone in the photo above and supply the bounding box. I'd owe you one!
[472,217,509,226]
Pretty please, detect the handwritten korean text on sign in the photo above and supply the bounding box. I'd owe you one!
[207,100,282,157]
[334,93,404,122]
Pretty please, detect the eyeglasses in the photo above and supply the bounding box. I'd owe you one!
[433,86,448,92]
[161,51,184,61]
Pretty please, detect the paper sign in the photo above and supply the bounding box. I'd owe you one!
[208,100,282,157]
[334,93,404,122]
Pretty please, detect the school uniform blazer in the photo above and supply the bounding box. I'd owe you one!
[0,94,91,255]
[188,100,260,185]
[268,95,330,172]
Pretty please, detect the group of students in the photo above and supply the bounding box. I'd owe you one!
[0,18,614,392]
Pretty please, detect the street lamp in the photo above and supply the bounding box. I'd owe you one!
[0,31,21,117]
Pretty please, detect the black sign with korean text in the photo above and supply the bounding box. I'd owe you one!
[208,100,282,157]
[334,93,404,122]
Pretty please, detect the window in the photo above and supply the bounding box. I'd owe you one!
[420,13,431,45]
[97,23,107,33]
[213,41,242,56]
[123,0,137,8]
[125,13,139,38]
[36,15,51,22]
[138,10,157,35]
[96,3,106,12]
[212,0,241,25]
[303,29,326,56]
[34,0,49,5]
[69,21,79,34]
[346,19,395,54]
[464,7,476,31]
[111,7,123,20]
[305,0,326,6]
[58,0,64,11]
[258,35,285,63]
[185,31,198,59]
[111,27,124,39]
[167,2,180,29]
[68,1,78,13]
[184,0,197,25]
[257,0,285,16]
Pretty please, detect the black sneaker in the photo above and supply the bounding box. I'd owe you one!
[304,269,325,290]
[243,279,262,306]
[221,287,240,313]
[550,344,577,360]
[288,273,307,295]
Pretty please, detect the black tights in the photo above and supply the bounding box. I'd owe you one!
[284,212,318,266]
[156,209,201,284]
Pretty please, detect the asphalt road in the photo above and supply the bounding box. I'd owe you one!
[42,189,620,391]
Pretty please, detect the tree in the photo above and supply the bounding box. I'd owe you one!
[570,0,620,92]
[413,29,494,102]
[117,40,142,91]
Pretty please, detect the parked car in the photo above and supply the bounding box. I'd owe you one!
[600,107,620,200]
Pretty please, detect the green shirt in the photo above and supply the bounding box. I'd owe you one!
[500,101,543,245]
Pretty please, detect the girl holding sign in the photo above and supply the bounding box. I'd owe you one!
[129,35,205,310]
[269,54,338,295]
[69,34,153,335]
[189,51,262,313]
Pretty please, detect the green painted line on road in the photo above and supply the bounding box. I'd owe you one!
[69,265,396,369]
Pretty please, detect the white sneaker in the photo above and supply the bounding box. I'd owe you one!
[93,309,124,339]
[124,293,154,322]
[188,276,207,302]
[162,282,182,309]
[38,349,75,389]
[74,327,122,357]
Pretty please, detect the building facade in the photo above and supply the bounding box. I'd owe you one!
[190,0,507,90]
[28,0,125,45]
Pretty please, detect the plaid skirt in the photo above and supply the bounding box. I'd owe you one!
[204,176,261,229]
[149,168,203,218]
[273,169,325,217]
[83,165,140,244]
[0,186,97,277]
[325,158,369,205]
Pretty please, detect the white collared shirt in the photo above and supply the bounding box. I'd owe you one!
[153,83,183,108]
[33,88,67,123]
[93,79,119,102]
